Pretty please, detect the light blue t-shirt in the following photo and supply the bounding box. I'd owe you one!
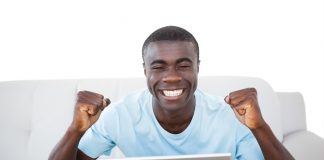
[78,89,264,159]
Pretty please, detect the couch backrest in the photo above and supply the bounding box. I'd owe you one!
[0,76,283,160]
[277,92,307,136]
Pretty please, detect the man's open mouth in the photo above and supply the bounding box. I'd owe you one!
[162,89,184,97]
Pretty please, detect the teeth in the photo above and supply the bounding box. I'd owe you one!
[163,89,183,97]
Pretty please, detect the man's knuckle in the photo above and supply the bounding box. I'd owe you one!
[250,88,257,93]
[77,91,84,96]
[97,94,104,99]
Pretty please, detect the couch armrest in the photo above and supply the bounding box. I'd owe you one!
[283,131,324,159]
[276,92,307,136]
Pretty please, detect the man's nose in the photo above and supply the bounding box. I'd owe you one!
[162,68,182,83]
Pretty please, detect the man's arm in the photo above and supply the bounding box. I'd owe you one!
[251,123,293,159]
[48,91,110,160]
[49,126,95,160]
[225,88,294,160]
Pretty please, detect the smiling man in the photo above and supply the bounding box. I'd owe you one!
[144,40,199,134]
[49,26,294,160]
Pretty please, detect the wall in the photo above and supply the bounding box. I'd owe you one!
[0,0,323,138]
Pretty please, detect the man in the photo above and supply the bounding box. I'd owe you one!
[49,26,294,160]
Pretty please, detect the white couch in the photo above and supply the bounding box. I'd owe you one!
[0,76,323,160]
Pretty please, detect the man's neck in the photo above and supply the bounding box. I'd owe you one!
[153,98,195,134]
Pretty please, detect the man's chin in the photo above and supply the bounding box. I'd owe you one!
[156,98,187,112]
[159,104,184,112]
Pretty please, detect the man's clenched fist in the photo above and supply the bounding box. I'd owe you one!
[70,91,110,133]
[224,88,266,130]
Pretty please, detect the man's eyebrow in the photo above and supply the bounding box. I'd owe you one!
[150,59,167,66]
[176,58,193,64]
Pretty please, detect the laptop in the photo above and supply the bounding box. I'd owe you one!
[107,153,231,160]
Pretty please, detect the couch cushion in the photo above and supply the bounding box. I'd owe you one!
[0,81,37,160]
[77,78,146,102]
[277,92,306,136]
[27,80,78,160]
[283,131,324,159]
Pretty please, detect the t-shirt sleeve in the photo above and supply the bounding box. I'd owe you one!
[235,123,264,160]
[78,108,117,158]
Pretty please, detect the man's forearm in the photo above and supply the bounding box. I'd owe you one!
[251,123,294,160]
[48,126,84,160]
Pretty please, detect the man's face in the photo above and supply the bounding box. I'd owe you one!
[143,41,199,111]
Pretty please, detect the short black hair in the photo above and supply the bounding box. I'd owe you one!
[142,26,199,62]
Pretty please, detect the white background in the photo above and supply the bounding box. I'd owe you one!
[0,0,323,138]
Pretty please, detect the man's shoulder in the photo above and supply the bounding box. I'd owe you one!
[196,89,248,133]
[97,89,151,134]
[195,89,229,111]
